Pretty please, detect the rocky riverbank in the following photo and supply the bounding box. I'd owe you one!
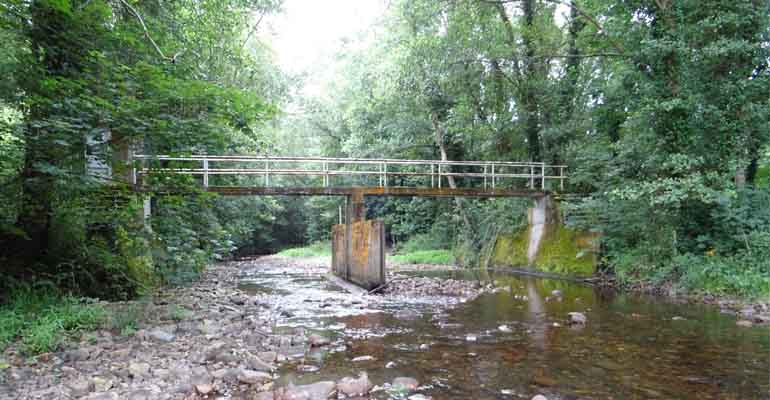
[0,258,435,400]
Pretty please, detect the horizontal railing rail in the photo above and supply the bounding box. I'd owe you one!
[130,155,567,191]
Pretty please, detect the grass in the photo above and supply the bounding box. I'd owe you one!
[390,249,455,265]
[277,241,331,257]
[0,289,104,354]
[105,301,146,336]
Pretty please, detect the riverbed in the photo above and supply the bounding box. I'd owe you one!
[2,255,767,400]
[239,257,769,399]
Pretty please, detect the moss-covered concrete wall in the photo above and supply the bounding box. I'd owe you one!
[492,224,598,278]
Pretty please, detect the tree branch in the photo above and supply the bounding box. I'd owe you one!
[478,0,626,54]
[240,13,265,51]
[118,0,184,63]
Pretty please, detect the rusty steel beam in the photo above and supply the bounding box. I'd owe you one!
[202,186,547,198]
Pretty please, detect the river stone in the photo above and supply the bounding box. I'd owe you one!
[352,355,375,362]
[392,377,419,391]
[532,396,548,400]
[66,379,93,397]
[211,367,240,381]
[308,334,330,347]
[258,351,278,363]
[337,372,373,396]
[91,377,113,392]
[279,381,336,400]
[84,393,119,400]
[63,348,90,362]
[568,312,587,325]
[253,392,275,400]
[127,389,154,400]
[190,366,212,386]
[152,368,170,379]
[195,383,214,395]
[736,320,753,327]
[128,362,151,378]
[247,354,276,371]
[148,329,176,342]
[237,369,272,384]
[408,395,432,400]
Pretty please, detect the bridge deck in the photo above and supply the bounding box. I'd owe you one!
[131,155,566,197]
[204,186,547,197]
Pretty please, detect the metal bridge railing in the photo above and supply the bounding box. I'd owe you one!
[130,155,567,191]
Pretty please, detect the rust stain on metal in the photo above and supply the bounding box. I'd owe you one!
[331,219,386,290]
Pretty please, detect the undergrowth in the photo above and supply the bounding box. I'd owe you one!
[0,288,104,354]
[390,249,455,265]
[277,241,331,257]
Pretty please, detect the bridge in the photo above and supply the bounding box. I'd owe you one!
[129,154,567,290]
[130,154,566,197]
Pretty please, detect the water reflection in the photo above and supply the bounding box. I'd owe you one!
[243,264,770,400]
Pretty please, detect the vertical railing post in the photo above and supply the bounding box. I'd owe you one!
[541,163,546,189]
[529,165,534,189]
[491,164,496,189]
[264,160,269,187]
[323,161,328,187]
[202,159,209,188]
[437,164,442,188]
[431,164,435,188]
[559,166,565,191]
[383,162,388,187]
[483,164,488,189]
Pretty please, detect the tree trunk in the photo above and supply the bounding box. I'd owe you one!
[522,0,541,162]
[430,111,473,232]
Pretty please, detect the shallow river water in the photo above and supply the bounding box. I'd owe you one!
[239,262,769,400]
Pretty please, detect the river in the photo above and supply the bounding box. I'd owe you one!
[239,259,770,400]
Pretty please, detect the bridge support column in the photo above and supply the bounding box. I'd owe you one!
[331,190,385,290]
[526,194,558,265]
[345,190,367,223]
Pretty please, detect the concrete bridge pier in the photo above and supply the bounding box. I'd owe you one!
[527,194,558,265]
[332,189,386,290]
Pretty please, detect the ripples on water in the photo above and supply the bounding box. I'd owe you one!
[239,264,770,400]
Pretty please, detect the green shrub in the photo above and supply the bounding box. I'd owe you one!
[277,241,331,257]
[0,290,104,354]
[390,249,455,265]
[398,233,447,254]
[106,302,146,336]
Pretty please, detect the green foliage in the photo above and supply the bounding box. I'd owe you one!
[0,0,286,298]
[277,242,331,258]
[0,289,104,354]
[106,302,146,336]
[533,225,596,277]
[390,250,455,265]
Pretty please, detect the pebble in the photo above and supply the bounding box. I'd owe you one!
[337,372,373,396]
[147,329,176,342]
[66,379,92,397]
[568,312,587,325]
[195,383,214,395]
[352,355,375,362]
[392,377,419,391]
[237,369,272,384]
